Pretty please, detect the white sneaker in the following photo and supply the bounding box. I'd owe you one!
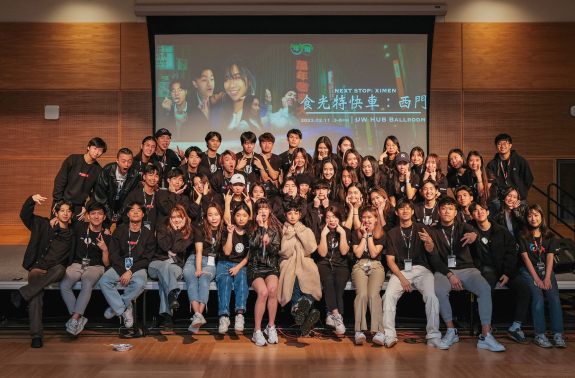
[372,332,385,346]
[427,337,449,350]
[104,307,116,319]
[218,316,230,334]
[75,316,88,335]
[235,314,245,332]
[65,318,78,335]
[191,313,206,328]
[264,325,278,344]
[252,330,268,347]
[188,318,199,333]
[325,312,335,327]
[442,328,459,346]
[121,307,134,328]
[333,314,346,335]
[355,332,366,345]
[477,333,506,352]
[384,335,398,348]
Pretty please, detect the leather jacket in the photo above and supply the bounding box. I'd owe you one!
[248,226,282,273]
[91,162,140,224]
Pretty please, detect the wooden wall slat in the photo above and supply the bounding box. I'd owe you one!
[431,23,462,90]
[526,158,555,217]
[462,23,575,90]
[0,23,120,90]
[121,91,154,150]
[121,23,152,90]
[429,91,462,157]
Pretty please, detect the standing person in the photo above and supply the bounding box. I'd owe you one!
[317,206,351,335]
[235,131,267,191]
[337,136,354,161]
[278,202,322,336]
[447,149,468,190]
[133,136,159,180]
[469,202,531,344]
[52,137,107,222]
[386,152,420,207]
[421,154,448,198]
[427,197,505,352]
[268,87,300,130]
[361,156,386,190]
[120,165,160,231]
[181,146,211,197]
[217,203,251,334]
[493,187,526,237]
[342,182,364,231]
[378,135,400,180]
[91,148,140,227]
[200,131,222,174]
[343,149,363,181]
[257,132,282,198]
[487,134,534,203]
[518,204,565,348]
[414,180,441,227]
[278,129,312,179]
[60,202,111,336]
[312,136,342,176]
[465,151,499,212]
[210,150,240,194]
[382,199,448,350]
[183,203,224,333]
[223,174,251,223]
[410,147,425,182]
[285,147,315,183]
[188,173,224,225]
[98,202,155,330]
[272,177,307,224]
[149,205,194,332]
[152,128,182,189]
[11,195,75,348]
[337,166,360,203]
[247,198,283,346]
[350,207,386,346]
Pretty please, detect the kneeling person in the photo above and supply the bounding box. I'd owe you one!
[383,198,448,349]
[98,201,156,329]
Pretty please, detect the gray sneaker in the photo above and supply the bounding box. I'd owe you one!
[333,314,346,335]
[75,316,88,335]
[534,334,553,348]
[252,330,268,347]
[65,318,78,335]
[553,333,566,348]
[325,312,335,327]
[121,307,134,328]
[104,307,116,319]
[507,329,528,344]
[234,314,245,332]
[218,316,230,334]
[441,328,459,346]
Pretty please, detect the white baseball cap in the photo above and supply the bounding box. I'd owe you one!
[230,173,246,185]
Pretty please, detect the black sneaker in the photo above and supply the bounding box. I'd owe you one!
[507,329,529,344]
[164,314,173,332]
[294,298,311,325]
[31,338,43,348]
[301,309,320,336]
[168,290,179,310]
[11,290,24,309]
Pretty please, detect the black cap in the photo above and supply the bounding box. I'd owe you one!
[296,173,310,186]
[396,151,410,164]
[154,128,172,139]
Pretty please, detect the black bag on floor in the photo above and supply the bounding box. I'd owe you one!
[553,238,575,274]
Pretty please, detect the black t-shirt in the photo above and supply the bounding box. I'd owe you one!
[413,202,440,227]
[386,223,431,271]
[200,153,221,174]
[235,152,265,188]
[151,149,181,189]
[261,153,282,179]
[221,229,250,263]
[75,224,110,266]
[476,226,495,268]
[386,174,421,201]
[210,170,246,194]
[350,231,385,261]
[447,171,469,189]
[317,227,352,267]
[279,150,313,177]
[194,228,222,257]
[518,235,559,268]
[37,226,72,270]
[429,221,476,270]
[468,168,498,203]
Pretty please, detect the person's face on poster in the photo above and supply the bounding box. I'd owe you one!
[251,98,260,118]
[171,82,187,105]
[284,91,297,109]
[224,65,247,102]
[193,69,215,100]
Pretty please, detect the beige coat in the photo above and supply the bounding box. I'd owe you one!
[277,221,322,307]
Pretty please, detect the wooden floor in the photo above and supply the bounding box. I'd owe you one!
[0,331,573,378]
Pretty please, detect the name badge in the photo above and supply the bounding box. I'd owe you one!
[207,256,216,266]
[363,262,372,276]
[125,257,134,270]
[210,164,217,173]
[143,221,151,230]
[81,258,90,270]
[448,255,456,268]
[536,261,546,278]
[404,259,413,272]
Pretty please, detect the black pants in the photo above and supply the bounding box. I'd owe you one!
[480,266,531,324]
[317,264,350,314]
[19,265,66,339]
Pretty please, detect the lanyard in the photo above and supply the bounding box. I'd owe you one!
[128,229,141,258]
[210,230,220,255]
[460,211,467,223]
[142,187,155,221]
[423,202,436,218]
[243,152,254,169]
[85,226,101,258]
[533,236,544,262]
[400,225,413,259]
[500,159,511,182]
[157,152,167,188]
[441,224,455,255]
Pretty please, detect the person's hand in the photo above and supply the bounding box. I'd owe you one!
[288,161,296,175]
[168,251,177,258]
[534,277,545,290]
[475,168,482,178]
[461,232,477,246]
[418,228,432,244]
[199,97,210,117]
[354,196,363,210]
[336,224,346,235]
[253,158,264,171]
[256,214,265,227]
[313,196,320,208]
[170,218,179,230]
[400,277,413,293]
[360,224,368,237]
[161,97,173,111]
[32,194,47,205]
[318,154,323,162]
[203,183,209,196]
[96,235,108,252]
[430,171,437,181]
[120,271,132,287]
[345,195,353,210]
[511,200,521,210]
[423,171,430,181]
[224,190,233,204]
[378,151,387,163]
[195,270,203,278]
[242,192,250,204]
[229,266,240,277]
[194,186,202,197]
[30,268,47,275]
[174,146,186,161]
[236,155,248,170]
[321,198,330,208]
[281,96,287,109]
[543,277,552,290]
[377,198,387,213]
[321,225,330,236]
[225,218,235,233]
[77,207,87,221]
[50,217,59,228]
[498,274,509,288]
[175,185,187,195]
[104,228,112,235]
[262,233,270,245]
[405,169,411,180]
[448,274,463,291]
[265,89,272,103]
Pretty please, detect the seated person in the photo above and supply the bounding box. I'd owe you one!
[277,202,321,336]
[382,198,448,350]
[217,203,251,334]
[428,197,505,352]
[12,195,75,348]
[493,186,526,237]
[60,202,111,336]
[454,185,474,223]
[413,179,441,226]
[150,204,194,332]
[98,201,156,330]
[469,202,531,344]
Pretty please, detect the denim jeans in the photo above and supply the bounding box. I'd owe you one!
[519,267,564,335]
[183,254,216,306]
[290,277,315,316]
[148,260,183,316]
[488,198,500,214]
[216,260,248,316]
[98,268,148,316]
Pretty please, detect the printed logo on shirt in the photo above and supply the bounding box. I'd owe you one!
[235,243,244,253]
[80,237,96,246]
[147,205,154,208]
[129,241,137,246]
[481,237,489,244]
[529,243,545,254]
[79,173,89,177]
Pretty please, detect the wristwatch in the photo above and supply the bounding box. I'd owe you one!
[367,234,373,238]
[406,180,411,184]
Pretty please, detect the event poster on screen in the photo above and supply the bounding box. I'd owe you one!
[155,34,428,154]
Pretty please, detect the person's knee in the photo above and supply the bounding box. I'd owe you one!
[257,288,269,299]
[355,291,368,302]
[268,286,278,298]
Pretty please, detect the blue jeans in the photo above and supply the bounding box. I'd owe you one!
[488,198,500,214]
[98,268,148,316]
[183,255,216,306]
[148,260,183,316]
[519,267,564,335]
[290,277,315,316]
[216,260,248,316]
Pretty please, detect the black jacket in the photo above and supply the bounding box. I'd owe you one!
[108,223,156,276]
[493,205,527,238]
[469,220,519,278]
[248,226,282,273]
[91,162,140,224]
[20,196,76,271]
[486,150,534,200]
[154,226,194,268]
[52,154,102,213]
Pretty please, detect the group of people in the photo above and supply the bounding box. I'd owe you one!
[11,127,566,353]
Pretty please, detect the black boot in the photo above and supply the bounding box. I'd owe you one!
[301,309,320,336]
[11,290,24,309]
[168,290,179,310]
[294,298,311,325]
[31,338,43,348]
[164,314,173,332]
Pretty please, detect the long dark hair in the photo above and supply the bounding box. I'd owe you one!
[447,148,467,176]
[425,153,446,181]
[320,159,339,196]
[239,94,263,129]
[190,172,214,202]
[291,147,311,174]
[466,151,495,205]
[218,55,256,128]
[134,136,156,161]
[520,204,554,240]
[343,148,362,178]
[338,166,360,202]
[232,202,251,226]
[501,187,521,211]
[381,135,401,174]
[250,198,283,234]
[202,202,224,245]
[167,204,193,240]
[337,136,355,159]
[312,136,334,168]
[360,155,382,190]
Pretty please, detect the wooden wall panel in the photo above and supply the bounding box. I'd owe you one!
[121,23,152,90]
[431,23,462,90]
[428,91,462,157]
[462,23,575,90]
[0,23,120,90]
[462,91,575,157]
[121,91,154,150]
[0,91,120,158]
[526,158,555,216]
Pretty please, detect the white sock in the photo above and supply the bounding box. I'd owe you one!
[509,322,521,332]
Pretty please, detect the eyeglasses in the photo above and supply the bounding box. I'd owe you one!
[497,141,510,147]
